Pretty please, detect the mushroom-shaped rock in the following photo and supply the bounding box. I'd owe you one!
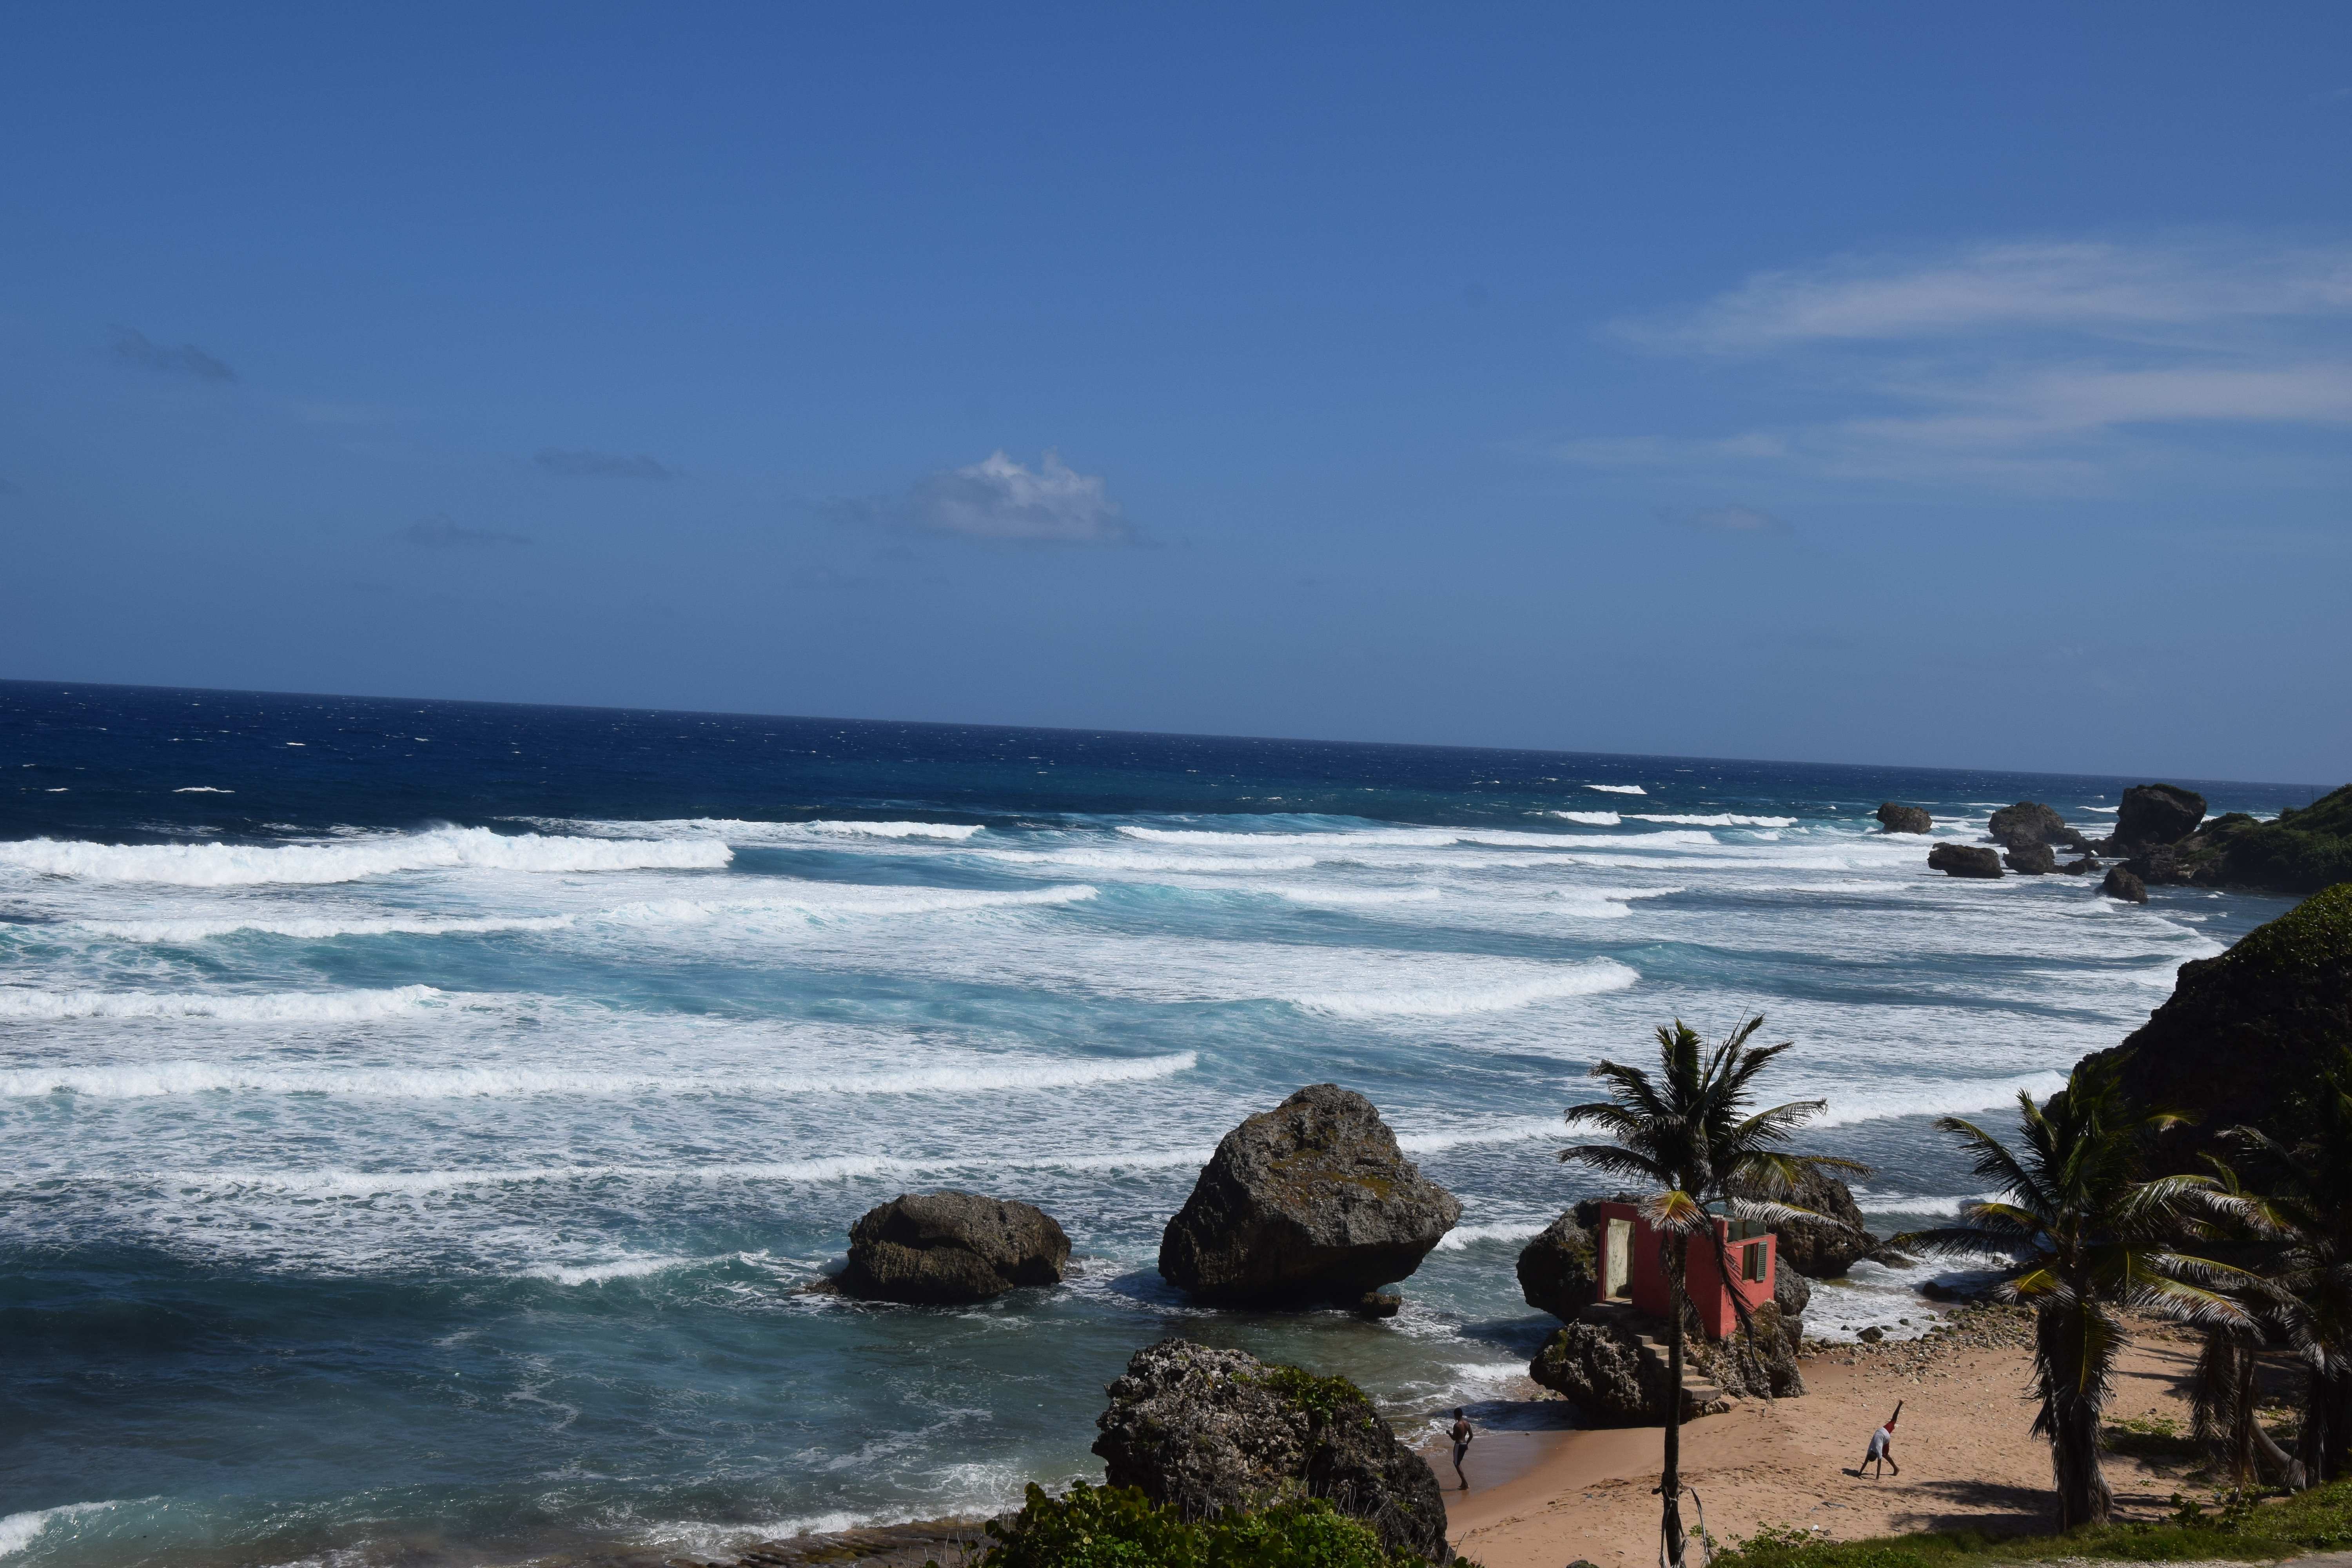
[839,1191,1069,1304]
[2113,784,2207,854]
[2102,866,2149,904]
[1158,1084,1461,1306]
[1875,802,1933,834]
[1928,843,2004,879]
[1093,1338,1451,1562]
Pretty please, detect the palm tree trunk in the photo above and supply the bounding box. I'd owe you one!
[2303,1365,2352,1485]
[1660,1236,1687,1567]
[2038,1298,2115,1530]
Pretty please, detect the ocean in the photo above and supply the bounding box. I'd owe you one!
[0,680,2318,1568]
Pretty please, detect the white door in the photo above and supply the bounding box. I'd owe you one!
[1604,1218,1632,1299]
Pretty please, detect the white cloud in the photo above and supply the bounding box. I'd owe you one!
[888,450,1135,543]
[1563,237,2352,492]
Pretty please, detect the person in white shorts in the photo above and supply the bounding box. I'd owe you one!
[1862,1401,1902,1478]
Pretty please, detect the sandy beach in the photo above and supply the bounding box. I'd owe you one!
[1438,1311,2217,1566]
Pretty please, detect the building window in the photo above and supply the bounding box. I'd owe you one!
[1742,1242,1766,1283]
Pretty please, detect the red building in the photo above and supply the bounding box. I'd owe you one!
[1589,1199,1777,1341]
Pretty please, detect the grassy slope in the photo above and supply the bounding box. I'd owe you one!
[1706,1478,2352,1568]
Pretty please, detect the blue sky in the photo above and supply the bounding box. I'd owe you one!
[4,4,2348,782]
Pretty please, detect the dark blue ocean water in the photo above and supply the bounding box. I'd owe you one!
[0,680,2320,1567]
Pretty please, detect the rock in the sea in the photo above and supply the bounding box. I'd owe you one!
[2062,855,2102,875]
[2121,786,2352,896]
[1093,1339,1451,1562]
[1928,844,2004,879]
[2102,866,2148,904]
[838,1191,1070,1304]
[1516,1210,1599,1322]
[2079,882,2352,1174]
[1876,802,1933,835]
[1989,801,2089,852]
[1159,1084,1461,1307]
[1726,1167,1878,1279]
[2003,842,2058,875]
[2113,783,2207,854]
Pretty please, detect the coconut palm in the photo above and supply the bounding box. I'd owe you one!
[2208,1050,2352,1486]
[1895,1060,2250,1528]
[1559,1016,1857,1568]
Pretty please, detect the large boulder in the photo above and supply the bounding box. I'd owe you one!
[2112,784,2207,855]
[2004,842,2058,875]
[2122,787,2352,897]
[1928,844,2003,879]
[1726,1167,1878,1279]
[1516,1211,1599,1321]
[1774,1262,1811,1348]
[2102,866,2149,904]
[1092,1339,1450,1562]
[1158,1085,1461,1307]
[1876,802,1933,835]
[1989,802,2089,853]
[2079,883,2352,1174]
[838,1191,1070,1304]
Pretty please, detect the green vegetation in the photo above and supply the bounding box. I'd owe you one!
[1244,1363,1377,1428]
[968,1482,1454,1568]
[1894,1059,2250,1527]
[1706,1476,2352,1568]
[2172,790,2352,894]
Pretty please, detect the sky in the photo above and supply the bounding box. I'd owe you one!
[3,4,2349,784]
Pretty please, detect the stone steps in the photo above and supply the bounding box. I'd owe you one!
[1583,1303,1731,1416]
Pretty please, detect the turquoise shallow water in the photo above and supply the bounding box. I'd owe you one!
[0,681,2319,1567]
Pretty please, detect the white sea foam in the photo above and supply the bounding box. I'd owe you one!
[527,1256,699,1286]
[171,786,233,794]
[1552,811,1620,826]
[1396,1117,1564,1153]
[1265,885,1444,906]
[0,1051,1196,1100]
[0,827,731,886]
[1628,814,1798,828]
[1586,784,1646,795]
[80,912,576,942]
[1811,1071,2069,1127]
[1291,959,1638,1018]
[1432,1222,1547,1250]
[0,985,468,1022]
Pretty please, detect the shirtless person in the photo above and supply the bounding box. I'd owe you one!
[1448,1408,1474,1490]
[1861,1401,1902,1478]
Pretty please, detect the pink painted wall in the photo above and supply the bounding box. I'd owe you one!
[1592,1200,1775,1341]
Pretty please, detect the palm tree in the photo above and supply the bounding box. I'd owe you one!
[2207,1050,2352,1486]
[1559,1016,1855,1568]
[1896,1060,2249,1528]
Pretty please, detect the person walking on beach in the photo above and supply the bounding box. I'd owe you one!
[1861,1401,1902,1479]
[1448,1408,1474,1490]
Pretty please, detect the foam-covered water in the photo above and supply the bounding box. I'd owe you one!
[0,681,2317,1568]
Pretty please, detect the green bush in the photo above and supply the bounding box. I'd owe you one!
[969,1482,1446,1568]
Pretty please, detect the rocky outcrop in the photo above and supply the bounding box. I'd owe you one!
[1516,1210,1600,1321]
[1530,1307,1726,1424]
[1774,1262,1811,1349]
[2079,882,2352,1174]
[1092,1339,1450,1562]
[1159,1085,1460,1307]
[1691,1299,1804,1399]
[1876,803,1933,835]
[2063,855,2103,875]
[2004,842,2057,875]
[838,1191,1070,1304]
[2123,786,2352,897]
[1929,844,2003,879]
[1989,802,2089,853]
[1725,1167,1879,1279]
[2112,784,2207,855]
[2102,866,2149,904]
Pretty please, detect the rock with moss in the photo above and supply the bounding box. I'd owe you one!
[838,1191,1070,1304]
[2129,785,2352,896]
[1091,1339,1450,1562]
[1691,1299,1805,1399]
[1876,802,1932,834]
[1158,1085,1461,1307]
[1528,1310,1729,1423]
[2079,882,2352,1172]
[2103,865,2149,903]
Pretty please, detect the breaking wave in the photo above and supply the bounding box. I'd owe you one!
[0,985,475,1022]
[1628,814,1798,828]
[1586,784,1646,795]
[1289,959,1638,1018]
[0,828,732,886]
